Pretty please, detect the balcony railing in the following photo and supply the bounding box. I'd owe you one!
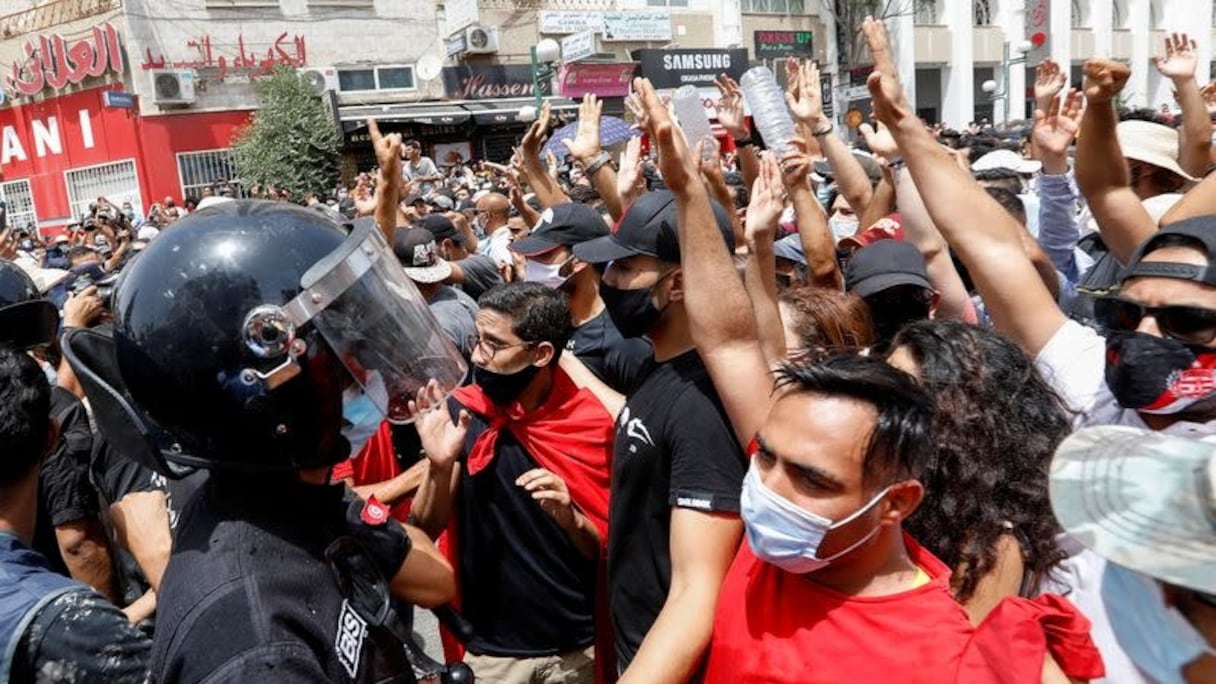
[476,0,618,11]
[1,0,123,39]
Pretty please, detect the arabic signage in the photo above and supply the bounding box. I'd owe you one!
[3,23,124,102]
[558,63,636,98]
[754,30,813,59]
[139,33,308,82]
[562,31,597,64]
[538,11,604,35]
[602,12,671,42]
[441,65,552,100]
[633,48,748,90]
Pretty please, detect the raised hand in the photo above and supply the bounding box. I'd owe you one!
[1032,89,1085,161]
[1153,32,1198,82]
[624,91,650,133]
[520,100,554,158]
[616,136,646,202]
[785,59,824,126]
[1034,59,1067,107]
[745,153,785,245]
[562,94,604,163]
[407,379,471,470]
[862,17,913,127]
[859,121,900,163]
[1082,59,1131,105]
[777,138,812,189]
[367,117,402,177]
[713,74,749,139]
[634,77,700,195]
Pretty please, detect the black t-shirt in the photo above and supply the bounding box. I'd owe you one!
[33,387,99,577]
[567,310,653,395]
[453,399,597,657]
[606,351,745,670]
[150,474,413,683]
[455,254,502,301]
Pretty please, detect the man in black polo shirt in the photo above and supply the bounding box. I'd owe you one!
[511,202,653,394]
[411,282,615,683]
[574,190,746,682]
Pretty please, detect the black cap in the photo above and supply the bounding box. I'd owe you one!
[573,190,734,265]
[511,203,609,257]
[392,227,452,283]
[844,240,932,297]
[1122,216,1216,286]
[418,213,459,242]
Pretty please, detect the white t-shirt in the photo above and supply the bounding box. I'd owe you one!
[1035,320,1215,683]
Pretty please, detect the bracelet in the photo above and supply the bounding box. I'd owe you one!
[887,158,907,171]
[582,152,614,176]
[811,123,834,138]
[733,133,755,147]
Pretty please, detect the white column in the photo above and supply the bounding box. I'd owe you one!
[1127,0,1152,107]
[717,0,743,47]
[821,6,841,125]
[1092,0,1113,58]
[891,10,917,113]
[941,0,975,127]
[1050,0,1072,77]
[1000,0,1027,121]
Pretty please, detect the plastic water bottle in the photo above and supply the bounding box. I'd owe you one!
[671,85,718,158]
[740,66,797,156]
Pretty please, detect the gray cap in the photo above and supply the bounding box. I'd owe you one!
[1049,425,1216,594]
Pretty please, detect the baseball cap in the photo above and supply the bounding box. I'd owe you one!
[392,227,452,283]
[839,213,905,250]
[418,214,459,242]
[511,203,608,257]
[1121,215,1216,286]
[844,240,932,297]
[1117,120,1196,182]
[971,149,1042,175]
[404,194,427,206]
[573,190,734,265]
[812,151,882,185]
[1049,425,1216,594]
[53,234,70,245]
[429,195,455,211]
[772,234,807,266]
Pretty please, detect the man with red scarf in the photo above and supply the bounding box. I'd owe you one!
[410,282,614,683]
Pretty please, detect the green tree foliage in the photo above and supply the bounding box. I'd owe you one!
[233,66,341,201]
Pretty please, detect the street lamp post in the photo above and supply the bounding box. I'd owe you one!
[981,40,1034,124]
[529,38,562,115]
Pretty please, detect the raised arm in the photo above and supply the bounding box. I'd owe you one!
[715,74,760,192]
[1073,59,1156,264]
[1154,33,1209,178]
[863,17,1064,354]
[743,153,792,366]
[562,94,625,221]
[1160,167,1216,225]
[1033,89,1087,280]
[700,145,746,249]
[787,59,873,216]
[368,119,403,244]
[518,102,572,208]
[636,76,772,445]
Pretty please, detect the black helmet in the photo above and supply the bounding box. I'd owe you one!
[0,260,58,350]
[67,200,466,473]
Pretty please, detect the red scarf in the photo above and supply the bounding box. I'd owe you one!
[438,368,616,681]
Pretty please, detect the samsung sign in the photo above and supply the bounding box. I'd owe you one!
[632,48,749,90]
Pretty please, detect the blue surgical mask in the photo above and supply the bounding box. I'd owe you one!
[740,461,890,574]
[341,386,382,457]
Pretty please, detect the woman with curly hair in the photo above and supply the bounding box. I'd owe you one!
[885,319,1072,623]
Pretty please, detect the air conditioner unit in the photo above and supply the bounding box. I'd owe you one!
[301,67,340,95]
[464,26,499,54]
[151,70,196,105]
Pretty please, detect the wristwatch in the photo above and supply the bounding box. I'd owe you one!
[811,122,835,138]
[582,152,614,176]
[733,133,756,148]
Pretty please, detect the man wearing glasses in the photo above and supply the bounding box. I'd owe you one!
[410,282,615,684]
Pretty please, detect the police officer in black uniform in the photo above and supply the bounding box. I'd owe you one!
[65,201,463,683]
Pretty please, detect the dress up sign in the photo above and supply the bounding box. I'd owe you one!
[442,65,552,100]
[754,31,813,60]
[3,23,125,102]
[139,33,307,82]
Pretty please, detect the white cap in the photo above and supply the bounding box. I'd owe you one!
[971,149,1042,175]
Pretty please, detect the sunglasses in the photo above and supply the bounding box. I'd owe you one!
[1093,296,1216,345]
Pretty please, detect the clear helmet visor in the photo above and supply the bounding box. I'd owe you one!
[288,222,466,423]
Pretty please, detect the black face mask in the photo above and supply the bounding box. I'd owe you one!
[1104,331,1216,414]
[600,281,664,339]
[474,363,541,406]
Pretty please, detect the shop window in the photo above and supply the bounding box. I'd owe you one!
[741,0,806,13]
[64,160,143,223]
[915,0,939,24]
[0,180,37,232]
[973,0,992,26]
[177,149,245,201]
[338,66,416,92]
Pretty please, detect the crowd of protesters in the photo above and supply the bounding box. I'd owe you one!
[2,19,1216,684]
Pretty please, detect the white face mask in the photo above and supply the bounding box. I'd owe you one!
[524,257,572,289]
[740,460,890,574]
[828,215,859,242]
